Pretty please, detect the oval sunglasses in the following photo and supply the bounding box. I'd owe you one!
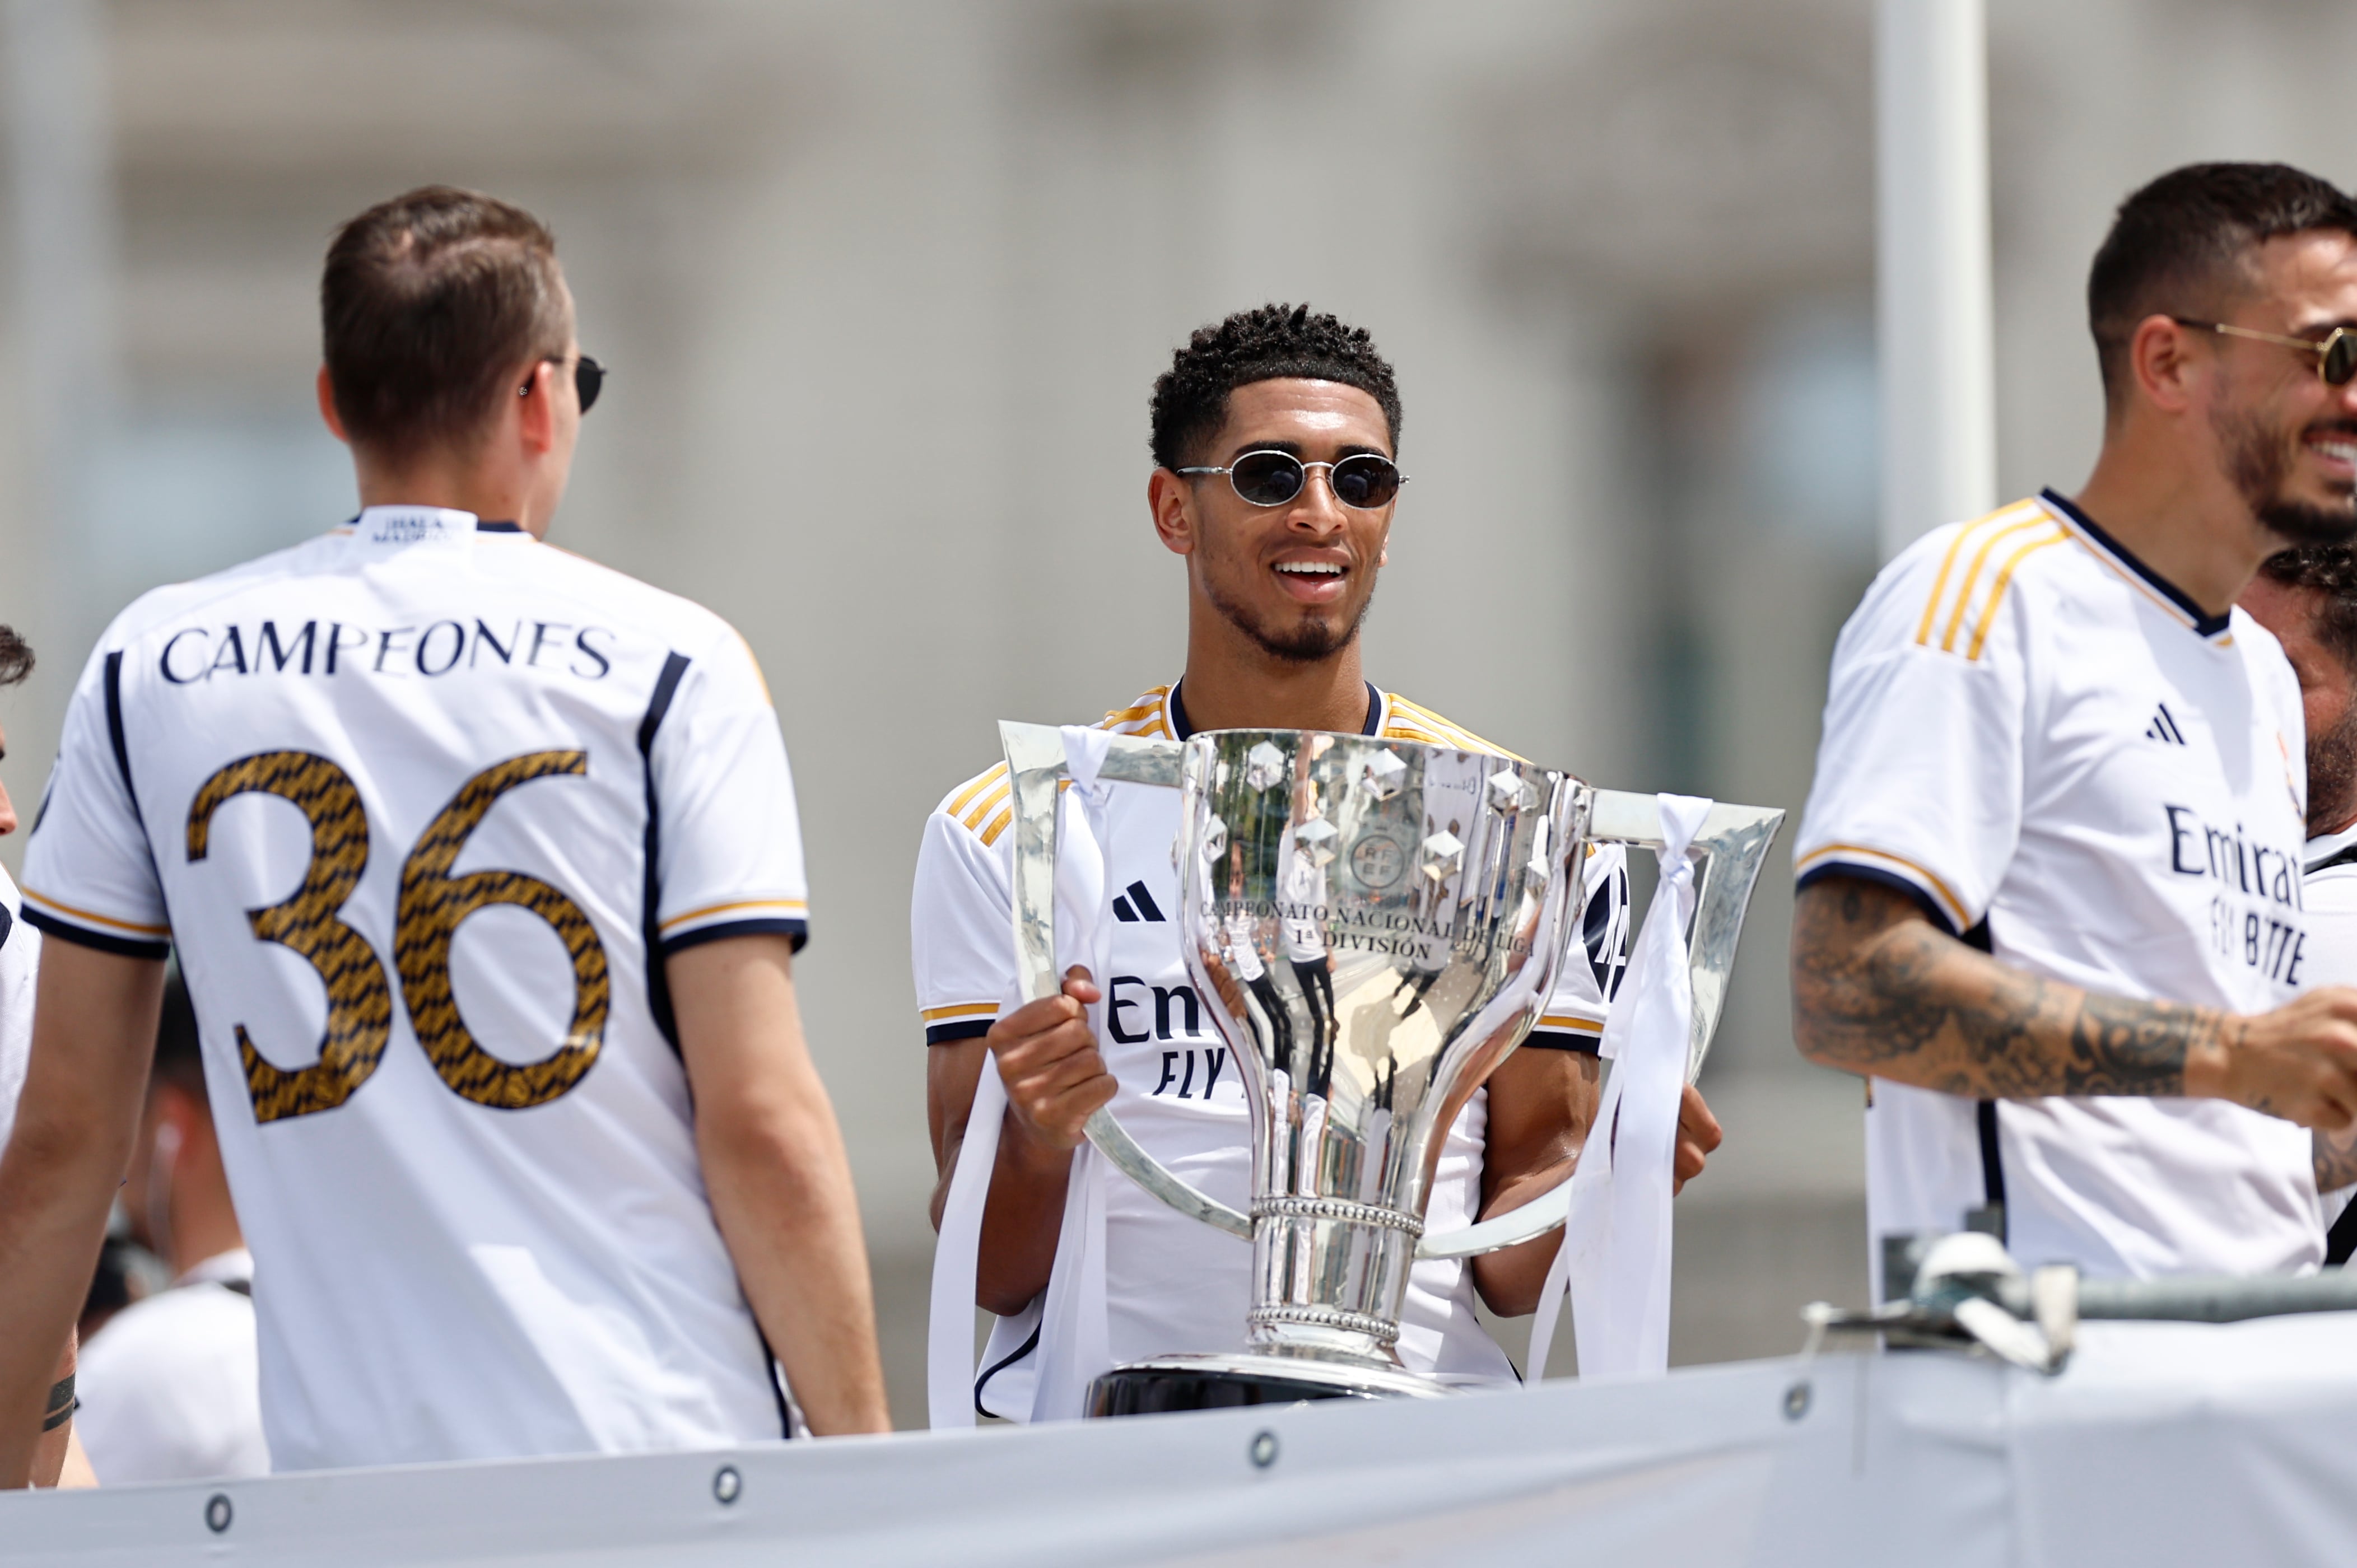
[520,354,608,412]
[1176,449,1407,510]
[2172,318,2357,385]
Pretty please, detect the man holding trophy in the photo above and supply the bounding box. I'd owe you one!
[915,304,1725,1418]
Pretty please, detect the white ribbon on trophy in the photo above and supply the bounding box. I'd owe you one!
[1525,792,1712,1383]
[926,728,1122,1428]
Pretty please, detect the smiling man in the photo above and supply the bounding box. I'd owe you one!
[915,304,1720,1417]
[1792,164,2357,1286]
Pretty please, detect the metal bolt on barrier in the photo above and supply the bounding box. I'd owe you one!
[1249,1430,1279,1468]
[1783,1382,1813,1422]
[204,1494,233,1534]
[712,1465,742,1505]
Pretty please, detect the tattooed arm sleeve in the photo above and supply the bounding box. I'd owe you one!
[1791,874,2226,1099]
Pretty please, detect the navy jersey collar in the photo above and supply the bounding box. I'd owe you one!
[2039,488,2232,638]
[339,514,524,534]
[1167,679,1382,741]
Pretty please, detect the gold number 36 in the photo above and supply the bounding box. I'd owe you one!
[187,750,611,1123]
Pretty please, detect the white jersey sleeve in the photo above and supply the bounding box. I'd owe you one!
[910,771,1016,1045]
[1792,521,2031,934]
[0,867,41,1161]
[20,636,173,956]
[644,632,809,954]
[1526,841,1627,1051]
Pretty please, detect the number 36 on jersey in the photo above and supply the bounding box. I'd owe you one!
[186,748,609,1123]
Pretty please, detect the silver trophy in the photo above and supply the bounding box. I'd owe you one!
[998,723,1782,1413]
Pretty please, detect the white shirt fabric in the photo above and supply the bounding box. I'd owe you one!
[77,1249,268,1483]
[2302,820,2357,1226]
[0,865,38,1159]
[20,507,810,1471]
[1797,492,2321,1283]
[911,682,1627,1417]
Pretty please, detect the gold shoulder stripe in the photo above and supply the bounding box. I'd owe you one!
[1097,686,1172,727]
[961,778,1012,832]
[1384,698,1521,760]
[1939,513,2054,652]
[1964,528,2069,661]
[957,683,1173,846]
[946,763,1008,819]
[1914,500,2043,647]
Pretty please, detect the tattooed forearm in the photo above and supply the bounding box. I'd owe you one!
[2317,1125,2357,1193]
[1791,876,2224,1101]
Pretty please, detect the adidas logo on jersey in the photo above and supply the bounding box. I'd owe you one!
[1111,880,1165,922]
[2146,703,2187,745]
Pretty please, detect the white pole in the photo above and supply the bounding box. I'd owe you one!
[4,0,120,605]
[1876,0,1996,561]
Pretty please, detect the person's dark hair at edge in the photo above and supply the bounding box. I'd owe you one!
[322,185,570,463]
[0,626,31,688]
[2260,544,2357,671]
[2088,162,2357,412]
[1150,304,1403,470]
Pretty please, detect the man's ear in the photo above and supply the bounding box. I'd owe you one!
[316,366,350,444]
[2128,314,2204,416]
[515,360,557,454]
[1148,468,1197,557]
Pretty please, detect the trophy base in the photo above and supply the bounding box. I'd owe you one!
[1086,1354,1458,1417]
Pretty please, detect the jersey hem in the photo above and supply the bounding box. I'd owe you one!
[659,916,809,956]
[1795,860,1960,937]
[20,906,171,959]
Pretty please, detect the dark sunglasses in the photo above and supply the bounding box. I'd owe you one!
[2172,319,2357,386]
[520,354,607,412]
[1176,449,1406,510]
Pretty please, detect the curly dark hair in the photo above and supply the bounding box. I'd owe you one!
[0,624,31,688]
[2258,544,2357,670]
[1149,303,1401,471]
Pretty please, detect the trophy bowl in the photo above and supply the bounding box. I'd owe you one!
[993,723,1782,1415]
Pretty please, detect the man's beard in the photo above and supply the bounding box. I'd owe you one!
[1203,569,1377,664]
[2214,402,2357,545]
[2311,696,2357,837]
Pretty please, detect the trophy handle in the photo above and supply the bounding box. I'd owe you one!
[999,722,1254,1241]
[1414,789,1786,1262]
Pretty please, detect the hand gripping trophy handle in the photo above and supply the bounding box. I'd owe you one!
[998,722,1784,1262]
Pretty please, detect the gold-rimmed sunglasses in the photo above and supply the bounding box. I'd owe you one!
[2172,318,2357,386]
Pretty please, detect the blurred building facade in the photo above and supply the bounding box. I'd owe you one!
[1,0,2353,1425]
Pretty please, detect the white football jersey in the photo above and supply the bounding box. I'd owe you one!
[22,506,810,1471]
[0,864,38,1161]
[2302,820,2357,1232]
[1797,491,2321,1282]
[912,682,1627,1416]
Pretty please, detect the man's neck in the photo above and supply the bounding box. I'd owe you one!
[355,465,543,539]
[2071,429,2280,616]
[1176,612,1372,735]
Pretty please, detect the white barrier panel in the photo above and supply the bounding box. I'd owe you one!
[8,1314,2357,1566]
